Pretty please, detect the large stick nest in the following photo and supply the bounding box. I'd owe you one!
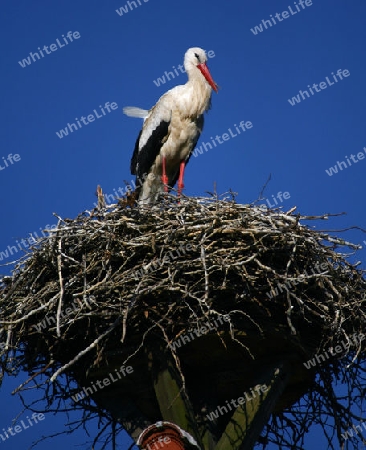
[1,193,366,449]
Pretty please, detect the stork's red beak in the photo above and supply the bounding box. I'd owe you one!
[197,62,219,93]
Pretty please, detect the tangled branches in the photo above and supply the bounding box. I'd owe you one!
[0,193,365,449]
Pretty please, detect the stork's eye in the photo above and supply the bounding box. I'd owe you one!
[194,53,201,63]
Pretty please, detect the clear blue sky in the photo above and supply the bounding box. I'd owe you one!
[1,0,366,448]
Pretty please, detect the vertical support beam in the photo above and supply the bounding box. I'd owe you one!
[214,361,291,450]
[202,429,217,450]
[146,343,203,448]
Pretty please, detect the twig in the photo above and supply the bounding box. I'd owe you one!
[56,238,65,337]
[50,317,121,382]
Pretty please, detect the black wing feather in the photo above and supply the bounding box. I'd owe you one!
[130,120,170,181]
[130,129,142,175]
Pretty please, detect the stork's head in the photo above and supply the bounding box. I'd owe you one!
[184,47,218,93]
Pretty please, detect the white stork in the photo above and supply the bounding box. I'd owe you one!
[123,47,218,204]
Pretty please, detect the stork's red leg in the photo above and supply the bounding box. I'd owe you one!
[161,157,169,193]
[178,161,185,197]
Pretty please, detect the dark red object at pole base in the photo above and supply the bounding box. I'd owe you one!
[136,421,201,450]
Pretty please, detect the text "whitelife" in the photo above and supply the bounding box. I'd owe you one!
[18,31,81,68]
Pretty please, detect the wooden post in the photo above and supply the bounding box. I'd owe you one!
[147,343,203,448]
[214,361,291,450]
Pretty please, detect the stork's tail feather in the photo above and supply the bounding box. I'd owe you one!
[123,106,149,119]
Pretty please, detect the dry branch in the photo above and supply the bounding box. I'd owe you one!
[0,192,365,449]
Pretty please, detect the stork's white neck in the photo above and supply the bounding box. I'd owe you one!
[180,67,212,116]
